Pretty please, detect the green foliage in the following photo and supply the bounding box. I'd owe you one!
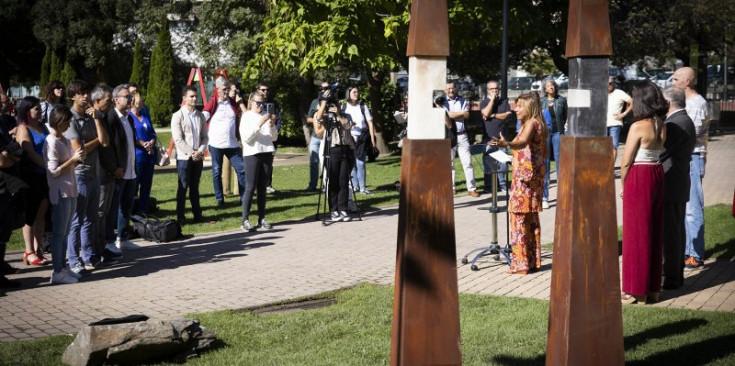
[39,47,51,89]
[60,59,77,86]
[129,39,146,92]
[49,51,62,82]
[146,22,176,127]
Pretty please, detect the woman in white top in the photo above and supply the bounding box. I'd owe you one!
[620,80,667,304]
[343,87,376,194]
[44,105,85,284]
[239,92,278,231]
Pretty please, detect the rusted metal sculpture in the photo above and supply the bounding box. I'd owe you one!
[546,0,624,365]
[390,1,462,365]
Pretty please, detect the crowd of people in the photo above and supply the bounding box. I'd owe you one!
[0,66,712,294]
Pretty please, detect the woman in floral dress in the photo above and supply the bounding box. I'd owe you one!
[491,92,548,274]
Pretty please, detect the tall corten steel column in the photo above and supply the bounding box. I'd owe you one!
[390,1,462,365]
[546,0,624,365]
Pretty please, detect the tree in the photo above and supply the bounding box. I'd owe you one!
[40,47,51,88]
[129,39,146,91]
[243,0,410,152]
[49,51,62,82]
[146,21,176,127]
[60,59,77,86]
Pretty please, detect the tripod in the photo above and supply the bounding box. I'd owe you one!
[461,156,511,270]
[314,116,363,225]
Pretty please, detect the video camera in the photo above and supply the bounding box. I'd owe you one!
[318,84,340,105]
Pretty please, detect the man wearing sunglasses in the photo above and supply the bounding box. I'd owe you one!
[305,81,331,192]
[202,76,247,208]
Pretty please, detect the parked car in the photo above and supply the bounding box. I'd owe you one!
[396,76,409,91]
[509,77,534,90]
[652,71,673,89]
[553,73,568,89]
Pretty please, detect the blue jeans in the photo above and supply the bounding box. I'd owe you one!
[543,132,562,200]
[685,154,705,260]
[176,158,203,219]
[308,136,322,190]
[351,155,367,191]
[115,178,136,240]
[67,174,99,267]
[209,146,247,203]
[482,143,507,192]
[607,126,622,149]
[53,197,77,272]
[136,159,155,212]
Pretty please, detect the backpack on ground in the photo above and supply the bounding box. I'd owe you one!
[131,214,181,243]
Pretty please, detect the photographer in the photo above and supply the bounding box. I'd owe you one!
[314,89,355,222]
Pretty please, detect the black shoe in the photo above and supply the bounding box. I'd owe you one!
[662,278,683,290]
[0,275,21,288]
[0,261,20,275]
[216,200,225,208]
[99,256,119,266]
[103,248,123,259]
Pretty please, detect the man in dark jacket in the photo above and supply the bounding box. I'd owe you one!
[660,87,696,290]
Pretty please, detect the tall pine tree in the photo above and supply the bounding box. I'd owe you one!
[129,39,145,92]
[49,51,62,82]
[147,22,175,127]
[40,47,51,88]
[60,60,77,86]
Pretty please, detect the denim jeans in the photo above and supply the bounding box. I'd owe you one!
[136,159,155,212]
[607,126,622,149]
[209,146,247,203]
[351,155,367,192]
[543,132,562,200]
[685,154,705,260]
[67,174,99,267]
[483,143,507,192]
[451,134,476,191]
[115,178,136,240]
[176,158,203,220]
[53,196,77,272]
[308,136,322,190]
[242,153,274,222]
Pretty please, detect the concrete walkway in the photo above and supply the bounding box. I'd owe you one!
[1,134,733,342]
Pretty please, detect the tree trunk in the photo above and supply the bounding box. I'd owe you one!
[366,71,389,154]
[299,75,314,146]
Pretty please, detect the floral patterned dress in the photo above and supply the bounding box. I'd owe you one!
[508,118,546,273]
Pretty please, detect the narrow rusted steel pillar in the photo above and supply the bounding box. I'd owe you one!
[546,0,624,365]
[390,1,462,365]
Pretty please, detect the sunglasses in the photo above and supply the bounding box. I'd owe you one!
[255,101,265,107]
[259,88,269,92]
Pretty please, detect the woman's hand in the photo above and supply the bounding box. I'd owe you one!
[73,147,86,163]
[489,132,508,148]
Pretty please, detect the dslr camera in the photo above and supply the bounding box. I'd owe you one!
[318,85,340,105]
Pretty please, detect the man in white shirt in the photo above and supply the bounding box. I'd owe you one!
[108,84,140,251]
[443,82,480,197]
[606,76,632,163]
[203,77,247,207]
[671,66,710,273]
[172,86,209,224]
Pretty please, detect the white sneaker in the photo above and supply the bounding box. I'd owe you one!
[105,243,123,256]
[339,211,352,222]
[542,200,550,209]
[63,266,82,279]
[50,270,79,284]
[115,239,141,251]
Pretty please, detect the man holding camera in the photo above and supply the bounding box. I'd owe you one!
[203,76,247,208]
[257,82,280,194]
[305,81,330,192]
[480,80,513,193]
[314,88,355,222]
[442,81,480,197]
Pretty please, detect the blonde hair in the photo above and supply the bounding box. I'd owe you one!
[130,91,142,108]
[516,92,549,137]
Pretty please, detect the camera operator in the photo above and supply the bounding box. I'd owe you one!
[314,89,355,222]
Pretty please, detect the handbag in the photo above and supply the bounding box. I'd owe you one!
[156,137,170,166]
[132,214,181,243]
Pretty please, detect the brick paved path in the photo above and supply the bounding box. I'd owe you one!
[1,134,733,342]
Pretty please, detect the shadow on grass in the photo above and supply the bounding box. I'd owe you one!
[489,319,734,366]
[708,238,735,262]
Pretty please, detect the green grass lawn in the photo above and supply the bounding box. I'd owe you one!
[1,283,734,366]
